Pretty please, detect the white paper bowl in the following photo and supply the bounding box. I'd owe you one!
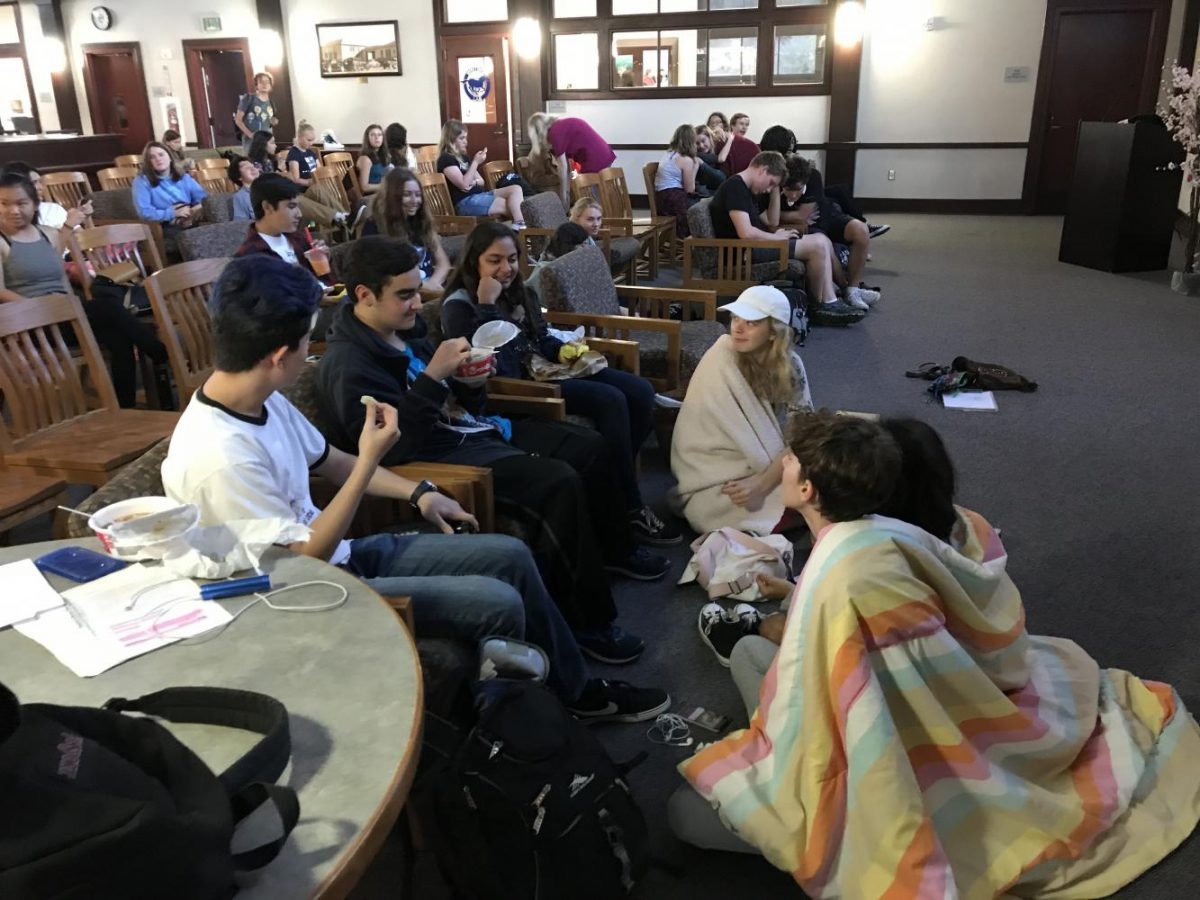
[88,497,200,559]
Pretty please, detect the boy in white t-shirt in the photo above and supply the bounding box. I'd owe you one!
[161,255,668,722]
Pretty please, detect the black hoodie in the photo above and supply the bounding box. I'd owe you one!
[315,301,522,467]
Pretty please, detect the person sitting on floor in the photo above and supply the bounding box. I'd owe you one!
[0,170,172,409]
[654,124,702,237]
[710,150,866,325]
[162,254,666,721]
[132,141,207,232]
[233,174,330,283]
[362,168,451,291]
[441,221,682,548]
[228,154,258,221]
[436,119,525,225]
[669,285,812,536]
[671,409,1200,900]
[314,235,668,666]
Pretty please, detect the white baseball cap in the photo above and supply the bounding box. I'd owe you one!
[719,285,791,327]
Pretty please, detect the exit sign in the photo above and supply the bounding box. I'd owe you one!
[201,16,222,32]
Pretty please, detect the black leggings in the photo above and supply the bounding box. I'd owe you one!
[84,294,169,408]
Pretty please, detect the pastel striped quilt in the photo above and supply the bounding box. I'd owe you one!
[681,511,1200,898]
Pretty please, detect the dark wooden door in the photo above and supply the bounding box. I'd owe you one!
[184,39,253,148]
[82,44,154,156]
[1025,1,1170,213]
[441,34,510,162]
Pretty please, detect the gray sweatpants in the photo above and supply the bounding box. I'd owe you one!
[668,634,779,854]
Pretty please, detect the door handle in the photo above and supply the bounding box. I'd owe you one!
[492,127,505,135]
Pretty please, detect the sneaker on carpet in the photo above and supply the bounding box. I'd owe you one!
[575,624,645,664]
[605,545,671,581]
[868,223,891,238]
[698,602,753,667]
[810,299,866,327]
[849,285,881,307]
[568,678,671,724]
[731,603,763,634]
[844,287,871,310]
[630,506,683,546]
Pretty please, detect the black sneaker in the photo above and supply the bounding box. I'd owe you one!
[868,223,891,238]
[629,506,683,546]
[810,299,866,327]
[698,602,762,667]
[605,546,671,581]
[568,678,671,724]
[575,624,645,664]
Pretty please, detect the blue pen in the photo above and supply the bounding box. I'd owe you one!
[199,574,271,602]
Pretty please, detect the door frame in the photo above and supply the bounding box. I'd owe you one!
[81,42,154,150]
[182,37,254,148]
[437,31,514,162]
[1022,0,1172,213]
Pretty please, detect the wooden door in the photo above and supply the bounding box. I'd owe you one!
[441,34,511,162]
[82,44,154,156]
[183,39,253,149]
[1024,0,1170,213]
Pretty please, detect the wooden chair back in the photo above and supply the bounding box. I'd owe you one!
[144,258,228,404]
[311,165,352,212]
[682,238,788,297]
[482,159,515,189]
[196,169,236,195]
[642,163,660,216]
[418,172,458,219]
[41,172,93,212]
[599,167,635,219]
[321,150,360,201]
[97,167,139,190]
[114,154,143,168]
[0,295,121,453]
[416,144,439,175]
[571,172,605,207]
[195,157,230,172]
[67,222,165,300]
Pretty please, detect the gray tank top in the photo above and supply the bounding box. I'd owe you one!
[1,229,67,298]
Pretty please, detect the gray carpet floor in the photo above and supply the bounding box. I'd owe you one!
[355,213,1200,897]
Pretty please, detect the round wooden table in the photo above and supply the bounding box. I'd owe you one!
[0,539,423,899]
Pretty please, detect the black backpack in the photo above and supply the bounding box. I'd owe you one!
[758,273,810,346]
[414,679,650,900]
[0,683,298,900]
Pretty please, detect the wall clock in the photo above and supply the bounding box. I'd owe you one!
[90,6,113,30]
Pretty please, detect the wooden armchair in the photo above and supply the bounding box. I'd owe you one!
[310,165,353,214]
[321,151,360,203]
[195,157,230,172]
[0,295,179,486]
[415,145,439,175]
[418,172,485,237]
[144,258,229,405]
[602,167,676,274]
[535,244,720,393]
[96,167,139,191]
[573,173,652,283]
[114,154,143,168]
[67,222,164,300]
[481,159,515,189]
[0,472,68,538]
[196,169,236,195]
[682,197,801,297]
[42,172,94,225]
[643,162,684,266]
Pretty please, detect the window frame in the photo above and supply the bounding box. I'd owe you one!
[548,0,833,99]
[0,2,42,134]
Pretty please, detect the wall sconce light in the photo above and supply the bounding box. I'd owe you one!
[251,28,283,70]
[513,17,541,60]
[43,36,67,74]
[834,1,866,48]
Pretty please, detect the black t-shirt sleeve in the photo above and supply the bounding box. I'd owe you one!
[286,147,311,178]
[800,168,825,205]
[435,153,459,175]
[712,177,761,238]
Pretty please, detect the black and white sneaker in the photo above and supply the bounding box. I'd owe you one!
[568,678,671,724]
[697,603,762,667]
[629,506,683,546]
[605,546,671,580]
[868,223,891,239]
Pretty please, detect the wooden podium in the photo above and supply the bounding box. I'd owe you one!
[1058,120,1183,273]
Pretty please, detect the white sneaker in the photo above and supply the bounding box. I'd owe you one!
[844,287,871,310]
[854,285,881,306]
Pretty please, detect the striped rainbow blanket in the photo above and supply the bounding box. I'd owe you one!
[681,511,1200,898]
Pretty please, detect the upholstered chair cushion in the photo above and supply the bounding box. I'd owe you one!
[89,189,138,221]
[686,197,806,282]
[537,245,621,316]
[176,222,250,262]
[202,193,236,224]
[521,192,569,230]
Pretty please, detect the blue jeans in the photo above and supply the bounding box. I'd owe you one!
[557,368,656,511]
[456,192,495,216]
[346,532,587,702]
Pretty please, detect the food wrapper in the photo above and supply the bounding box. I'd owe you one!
[159,518,312,578]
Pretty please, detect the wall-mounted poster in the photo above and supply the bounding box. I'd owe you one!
[317,21,401,78]
[159,96,184,142]
[458,56,496,124]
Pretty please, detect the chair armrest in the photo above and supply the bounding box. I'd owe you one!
[486,395,567,421]
[587,337,640,375]
[434,214,484,236]
[616,284,717,321]
[488,377,561,398]
[379,594,416,632]
[388,462,495,533]
[544,311,682,337]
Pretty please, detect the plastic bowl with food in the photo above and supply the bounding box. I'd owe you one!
[88,497,200,559]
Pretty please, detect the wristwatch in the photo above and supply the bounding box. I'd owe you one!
[409,479,440,512]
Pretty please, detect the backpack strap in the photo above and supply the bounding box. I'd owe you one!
[229,781,301,870]
[103,686,290,792]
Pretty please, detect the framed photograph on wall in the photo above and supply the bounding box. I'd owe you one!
[316,21,401,78]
